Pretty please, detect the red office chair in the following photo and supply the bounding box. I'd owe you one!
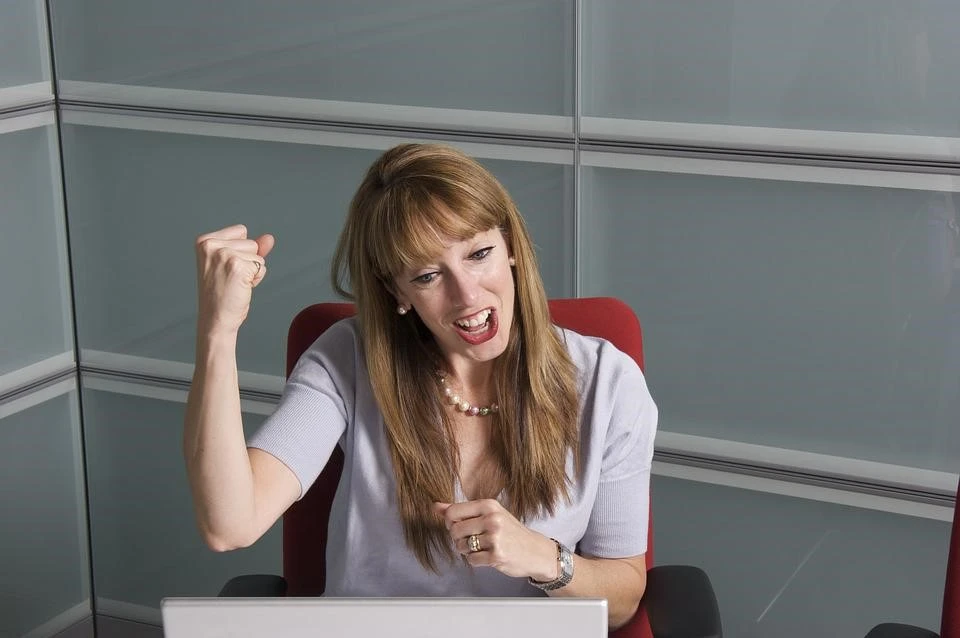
[222,297,722,638]
[865,478,960,638]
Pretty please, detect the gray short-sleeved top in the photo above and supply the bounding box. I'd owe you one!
[248,317,657,597]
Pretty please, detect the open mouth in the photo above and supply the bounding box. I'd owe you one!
[453,308,497,344]
[455,309,491,332]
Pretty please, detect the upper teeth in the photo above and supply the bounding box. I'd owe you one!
[456,309,491,328]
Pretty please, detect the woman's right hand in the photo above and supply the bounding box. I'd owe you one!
[194,224,275,337]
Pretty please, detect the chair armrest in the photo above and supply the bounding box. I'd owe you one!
[644,565,722,638]
[218,574,288,597]
[864,623,939,638]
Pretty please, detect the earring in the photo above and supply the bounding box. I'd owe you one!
[397,305,408,315]
[508,257,516,266]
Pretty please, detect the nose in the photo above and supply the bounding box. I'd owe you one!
[446,267,480,307]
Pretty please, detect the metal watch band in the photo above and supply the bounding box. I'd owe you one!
[528,539,574,591]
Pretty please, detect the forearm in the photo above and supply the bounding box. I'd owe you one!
[548,553,646,629]
[526,534,645,630]
[551,554,645,629]
[183,330,257,551]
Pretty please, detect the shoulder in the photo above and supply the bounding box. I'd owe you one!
[290,316,364,383]
[556,326,645,390]
[556,326,657,447]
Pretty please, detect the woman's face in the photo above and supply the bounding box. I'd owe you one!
[392,226,515,372]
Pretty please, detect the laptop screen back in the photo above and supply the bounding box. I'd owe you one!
[161,597,608,638]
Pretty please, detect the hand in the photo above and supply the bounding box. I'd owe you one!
[434,499,559,581]
[194,224,275,337]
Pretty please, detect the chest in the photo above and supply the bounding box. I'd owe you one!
[450,414,495,500]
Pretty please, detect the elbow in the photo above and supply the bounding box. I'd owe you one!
[609,568,647,630]
[205,536,245,553]
[199,524,256,553]
[610,600,642,631]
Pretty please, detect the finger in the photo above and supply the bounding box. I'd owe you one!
[449,517,486,541]
[255,233,275,258]
[453,527,489,554]
[441,499,497,524]
[206,247,265,283]
[463,550,492,567]
[201,238,261,256]
[251,260,267,287]
[197,224,248,244]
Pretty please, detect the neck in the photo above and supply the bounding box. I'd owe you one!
[445,359,494,395]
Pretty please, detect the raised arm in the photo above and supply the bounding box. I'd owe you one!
[183,224,300,551]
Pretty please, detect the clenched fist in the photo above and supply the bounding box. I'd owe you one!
[194,224,275,337]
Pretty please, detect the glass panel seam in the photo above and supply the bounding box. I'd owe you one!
[0,368,76,407]
[57,81,575,140]
[581,117,960,167]
[82,374,276,416]
[658,431,958,494]
[655,461,955,522]
[581,148,960,191]
[0,376,75,419]
[80,368,280,408]
[60,108,575,164]
[0,108,54,132]
[656,451,954,508]
[43,3,99,623]
[0,351,74,396]
[0,81,53,113]
[572,0,581,298]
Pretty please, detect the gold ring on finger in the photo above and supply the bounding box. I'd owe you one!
[468,534,481,553]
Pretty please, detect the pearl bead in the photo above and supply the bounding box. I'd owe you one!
[436,371,498,417]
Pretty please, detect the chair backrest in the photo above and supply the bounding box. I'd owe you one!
[943,477,960,638]
[282,297,652,638]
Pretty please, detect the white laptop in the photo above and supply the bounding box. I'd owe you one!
[161,597,608,637]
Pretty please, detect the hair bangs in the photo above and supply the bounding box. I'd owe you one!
[370,181,504,279]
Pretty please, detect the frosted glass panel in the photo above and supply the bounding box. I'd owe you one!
[0,1,48,88]
[0,125,73,377]
[0,391,90,637]
[81,388,280,607]
[50,0,572,116]
[582,167,960,471]
[652,475,949,637]
[61,125,573,374]
[583,0,960,136]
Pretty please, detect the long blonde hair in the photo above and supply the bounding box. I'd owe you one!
[331,143,579,570]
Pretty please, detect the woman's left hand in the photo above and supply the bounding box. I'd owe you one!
[434,500,560,582]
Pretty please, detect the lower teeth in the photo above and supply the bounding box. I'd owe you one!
[462,319,489,332]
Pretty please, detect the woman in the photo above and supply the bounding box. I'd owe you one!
[184,143,656,629]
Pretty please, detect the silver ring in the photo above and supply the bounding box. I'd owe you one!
[468,534,481,553]
[253,261,261,275]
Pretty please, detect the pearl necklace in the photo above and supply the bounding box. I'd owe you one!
[437,373,499,417]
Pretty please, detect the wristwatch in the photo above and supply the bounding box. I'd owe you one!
[529,538,574,591]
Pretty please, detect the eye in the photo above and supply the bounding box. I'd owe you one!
[411,271,438,285]
[469,246,494,261]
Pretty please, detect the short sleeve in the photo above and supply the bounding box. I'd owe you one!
[578,349,658,557]
[247,319,359,499]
